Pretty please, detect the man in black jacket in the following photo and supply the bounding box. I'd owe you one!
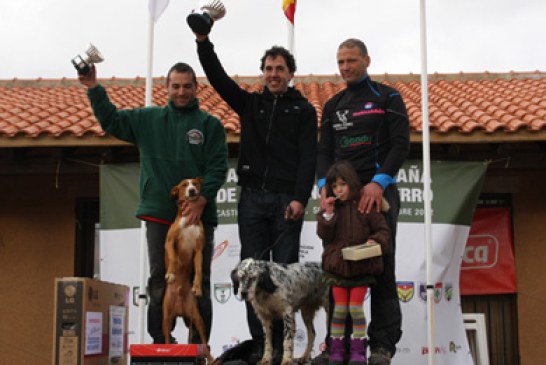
[316,38,410,365]
[192,30,317,363]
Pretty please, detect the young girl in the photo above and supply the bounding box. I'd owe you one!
[316,160,391,365]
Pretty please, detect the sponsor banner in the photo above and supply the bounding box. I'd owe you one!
[99,159,485,364]
[100,160,486,227]
[100,163,140,229]
[460,207,517,294]
[394,223,473,363]
[396,160,486,225]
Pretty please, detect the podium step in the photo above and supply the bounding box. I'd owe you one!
[130,344,205,364]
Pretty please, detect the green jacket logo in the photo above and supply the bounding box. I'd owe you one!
[187,129,204,145]
[340,134,372,148]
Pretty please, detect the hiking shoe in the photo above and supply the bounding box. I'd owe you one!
[348,337,368,365]
[368,347,391,365]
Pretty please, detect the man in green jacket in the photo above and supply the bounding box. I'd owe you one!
[78,62,228,344]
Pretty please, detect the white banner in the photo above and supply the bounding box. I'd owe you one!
[99,160,485,364]
[100,221,472,364]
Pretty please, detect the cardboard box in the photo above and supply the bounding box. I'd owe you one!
[342,242,382,261]
[52,277,130,365]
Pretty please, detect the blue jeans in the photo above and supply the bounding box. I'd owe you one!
[238,187,303,351]
[146,221,214,343]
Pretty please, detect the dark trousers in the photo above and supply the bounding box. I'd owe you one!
[238,188,303,353]
[146,220,214,343]
[324,184,402,355]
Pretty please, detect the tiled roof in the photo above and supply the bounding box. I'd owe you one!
[1,72,545,146]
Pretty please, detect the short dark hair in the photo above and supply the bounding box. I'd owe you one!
[166,62,197,85]
[338,38,368,57]
[325,160,362,201]
[260,46,297,74]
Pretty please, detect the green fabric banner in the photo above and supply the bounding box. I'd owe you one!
[396,160,487,225]
[100,159,486,228]
[100,163,141,229]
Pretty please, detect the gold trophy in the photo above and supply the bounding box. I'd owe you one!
[71,43,104,75]
[187,0,226,35]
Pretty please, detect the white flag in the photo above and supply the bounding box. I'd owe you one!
[149,0,170,22]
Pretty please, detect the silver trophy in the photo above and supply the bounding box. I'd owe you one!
[187,0,226,35]
[71,43,104,75]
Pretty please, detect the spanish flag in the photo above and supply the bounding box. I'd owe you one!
[283,0,297,24]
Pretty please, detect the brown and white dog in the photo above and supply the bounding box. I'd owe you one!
[162,177,213,363]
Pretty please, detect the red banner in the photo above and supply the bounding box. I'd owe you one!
[460,207,517,295]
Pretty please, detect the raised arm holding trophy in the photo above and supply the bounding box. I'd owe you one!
[71,43,104,76]
[74,20,229,351]
[187,0,226,36]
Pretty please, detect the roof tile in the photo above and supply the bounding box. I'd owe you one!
[1,72,546,142]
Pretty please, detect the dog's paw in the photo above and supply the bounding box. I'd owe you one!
[165,273,175,283]
[296,356,309,365]
[258,359,271,365]
[191,285,202,297]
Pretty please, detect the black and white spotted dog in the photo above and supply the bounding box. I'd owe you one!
[231,258,329,365]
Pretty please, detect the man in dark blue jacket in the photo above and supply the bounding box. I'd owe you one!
[316,38,410,365]
[192,30,317,363]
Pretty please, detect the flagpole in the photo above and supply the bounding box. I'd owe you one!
[145,15,154,107]
[287,21,295,56]
[136,10,155,345]
[283,0,296,86]
[287,20,295,87]
[419,0,435,364]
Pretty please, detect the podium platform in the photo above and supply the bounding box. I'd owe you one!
[130,344,205,365]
